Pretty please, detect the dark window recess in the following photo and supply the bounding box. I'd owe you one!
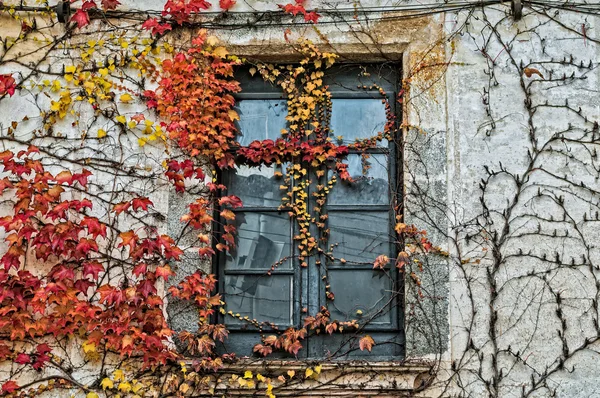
[215,64,403,359]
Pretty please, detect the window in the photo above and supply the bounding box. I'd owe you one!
[215,64,403,359]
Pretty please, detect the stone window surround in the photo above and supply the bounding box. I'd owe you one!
[168,22,449,394]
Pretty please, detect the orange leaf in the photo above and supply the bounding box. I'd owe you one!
[55,170,73,185]
[220,209,236,221]
[523,67,544,79]
[359,335,375,352]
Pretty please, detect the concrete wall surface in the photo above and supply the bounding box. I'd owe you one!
[0,0,599,396]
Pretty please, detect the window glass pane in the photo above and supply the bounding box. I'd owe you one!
[328,154,390,206]
[327,211,392,265]
[229,165,286,207]
[236,100,287,146]
[328,270,394,327]
[330,99,387,145]
[224,275,293,326]
[225,212,292,270]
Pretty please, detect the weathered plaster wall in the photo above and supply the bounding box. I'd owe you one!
[1,0,600,396]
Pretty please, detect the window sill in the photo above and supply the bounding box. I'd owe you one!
[204,359,435,396]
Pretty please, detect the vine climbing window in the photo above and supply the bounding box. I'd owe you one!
[216,63,404,359]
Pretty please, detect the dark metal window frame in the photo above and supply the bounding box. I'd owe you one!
[214,63,404,359]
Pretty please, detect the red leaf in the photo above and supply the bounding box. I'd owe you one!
[81,0,96,11]
[101,0,121,10]
[2,381,18,393]
[219,0,236,10]
[113,201,131,214]
[80,217,106,239]
[132,263,147,277]
[83,261,104,279]
[15,353,31,364]
[76,238,98,254]
[359,335,375,352]
[36,344,52,355]
[132,197,153,211]
[304,10,320,23]
[70,9,90,28]
[72,169,92,187]
[218,195,243,208]
[198,247,215,257]
[50,264,75,280]
[141,18,172,35]
[32,353,50,370]
[138,279,157,298]
[0,75,16,97]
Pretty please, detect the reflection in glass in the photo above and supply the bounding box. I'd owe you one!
[229,165,286,207]
[330,99,387,145]
[328,270,393,326]
[328,211,391,264]
[236,100,288,146]
[329,154,389,206]
[225,212,291,270]
[224,275,293,325]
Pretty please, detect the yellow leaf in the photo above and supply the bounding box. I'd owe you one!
[132,384,143,394]
[99,68,109,76]
[82,341,96,354]
[116,115,127,124]
[213,46,228,58]
[243,370,253,379]
[228,110,240,121]
[287,370,295,379]
[86,393,99,398]
[118,382,132,393]
[97,129,107,138]
[206,36,219,46]
[314,365,322,374]
[113,369,125,382]
[305,368,314,378]
[120,93,134,103]
[101,378,114,390]
[65,65,76,74]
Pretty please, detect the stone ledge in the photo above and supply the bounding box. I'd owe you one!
[203,360,436,397]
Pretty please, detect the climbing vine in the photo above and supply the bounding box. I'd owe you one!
[0,0,440,397]
[1,0,599,397]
